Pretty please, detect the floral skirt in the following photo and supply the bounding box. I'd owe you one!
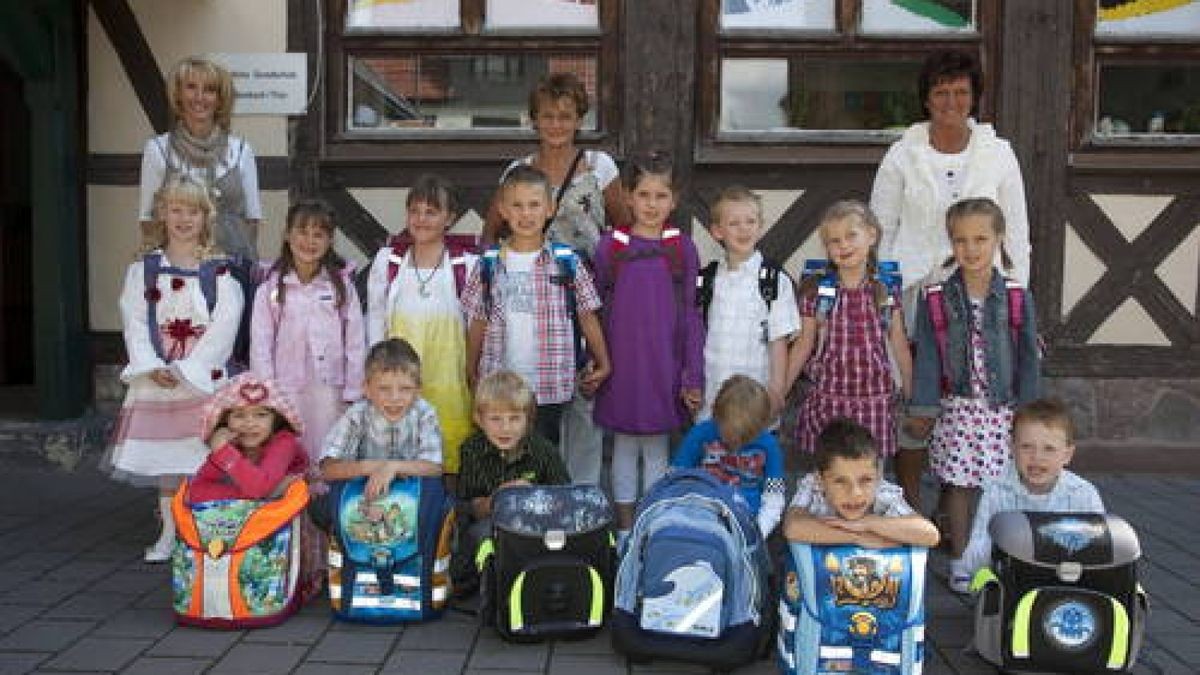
[928,397,1013,488]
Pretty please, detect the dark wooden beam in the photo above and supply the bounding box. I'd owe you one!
[89,0,169,133]
[87,153,291,189]
[319,187,390,258]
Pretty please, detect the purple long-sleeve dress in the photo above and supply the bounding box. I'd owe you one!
[592,228,705,434]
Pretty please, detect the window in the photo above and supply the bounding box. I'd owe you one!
[702,0,996,156]
[1074,0,1200,150]
[328,0,616,153]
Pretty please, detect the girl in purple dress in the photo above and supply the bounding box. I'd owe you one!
[592,151,705,543]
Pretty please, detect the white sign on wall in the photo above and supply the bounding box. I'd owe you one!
[209,53,308,115]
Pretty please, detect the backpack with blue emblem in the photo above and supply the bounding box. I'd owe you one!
[972,512,1146,673]
[326,476,455,623]
[778,542,928,675]
[611,469,772,670]
[798,259,904,383]
[479,242,586,368]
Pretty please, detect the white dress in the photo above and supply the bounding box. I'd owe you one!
[105,253,244,483]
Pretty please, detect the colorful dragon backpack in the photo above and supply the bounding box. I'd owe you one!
[170,480,310,629]
[327,476,454,623]
[973,512,1147,673]
[779,543,928,675]
[476,484,615,642]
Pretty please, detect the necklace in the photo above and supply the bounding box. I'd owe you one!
[412,247,445,298]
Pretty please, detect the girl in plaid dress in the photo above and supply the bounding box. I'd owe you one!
[785,201,912,458]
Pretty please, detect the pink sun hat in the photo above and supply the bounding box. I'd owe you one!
[200,372,305,442]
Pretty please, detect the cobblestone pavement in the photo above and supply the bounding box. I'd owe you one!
[0,468,1195,674]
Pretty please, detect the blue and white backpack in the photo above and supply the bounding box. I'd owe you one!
[779,542,928,675]
[611,469,771,670]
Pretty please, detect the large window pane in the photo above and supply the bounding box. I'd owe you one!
[720,58,923,132]
[1096,0,1200,38]
[860,0,975,34]
[346,0,459,31]
[485,0,598,30]
[1097,63,1200,136]
[720,0,835,31]
[349,54,597,131]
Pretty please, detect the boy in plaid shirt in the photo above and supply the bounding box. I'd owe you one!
[463,165,611,446]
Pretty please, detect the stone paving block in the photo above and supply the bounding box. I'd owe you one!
[42,561,125,583]
[468,633,550,671]
[119,656,212,675]
[146,627,243,658]
[131,586,173,610]
[379,648,468,675]
[90,608,174,639]
[42,592,133,621]
[40,636,152,671]
[292,665,378,675]
[936,646,994,675]
[208,643,307,674]
[0,604,44,635]
[241,614,331,644]
[1150,633,1200,663]
[325,619,402,633]
[0,620,94,652]
[306,630,397,664]
[548,652,628,675]
[1137,641,1198,675]
[87,571,162,595]
[548,630,613,656]
[926,618,973,650]
[395,620,476,651]
[628,658,710,673]
[0,652,48,675]
[1,581,89,608]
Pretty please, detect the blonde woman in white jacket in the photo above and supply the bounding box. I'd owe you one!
[870,49,1031,513]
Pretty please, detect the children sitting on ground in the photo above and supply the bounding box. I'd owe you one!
[319,338,443,503]
[698,186,799,419]
[454,370,571,594]
[785,418,939,549]
[191,373,307,502]
[462,165,611,446]
[955,398,1104,593]
[670,375,785,538]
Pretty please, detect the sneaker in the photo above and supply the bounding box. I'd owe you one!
[949,559,971,594]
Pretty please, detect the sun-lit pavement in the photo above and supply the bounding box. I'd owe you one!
[0,467,1195,674]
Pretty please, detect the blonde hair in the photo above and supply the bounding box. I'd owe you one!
[712,375,772,451]
[942,197,1015,271]
[140,175,217,256]
[364,338,422,384]
[1013,398,1076,446]
[709,185,763,229]
[168,57,234,132]
[800,199,887,312]
[474,371,537,424]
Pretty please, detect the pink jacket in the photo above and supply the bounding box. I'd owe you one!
[250,266,366,402]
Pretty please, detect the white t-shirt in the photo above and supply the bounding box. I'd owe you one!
[500,250,540,392]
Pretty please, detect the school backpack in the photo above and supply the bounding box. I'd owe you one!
[326,476,455,623]
[603,225,687,290]
[170,480,310,629]
[973,511,1147,673]
[475,484,616,642]
[479,242,585,367]
[695,257,789,326]
[611,469,772,671]
[799,258,903,332]
[923,277,1041,395]
[384,231,478,298]
[143,251,243,376]
[778,542,928,675]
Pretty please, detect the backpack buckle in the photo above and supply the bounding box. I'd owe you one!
[544,529,566,551]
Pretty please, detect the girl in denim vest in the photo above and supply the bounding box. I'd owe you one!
[907,197,1041,590]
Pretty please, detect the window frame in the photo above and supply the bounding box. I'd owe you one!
[323,0,621,160]
[697,0,1001,164]
[1070,0,1200,169]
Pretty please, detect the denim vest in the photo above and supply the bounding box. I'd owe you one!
[910,269,1041,416]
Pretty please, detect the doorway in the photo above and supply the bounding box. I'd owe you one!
[0,57,35,415]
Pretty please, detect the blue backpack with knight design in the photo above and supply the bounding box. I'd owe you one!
[779,543,928,675]
[326,476,455,623]
[611,469,772,670]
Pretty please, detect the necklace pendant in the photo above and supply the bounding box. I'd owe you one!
[418,282,431,298]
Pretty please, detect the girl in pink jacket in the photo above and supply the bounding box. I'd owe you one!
[250,200,366,469]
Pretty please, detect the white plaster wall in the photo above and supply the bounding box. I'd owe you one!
[87,186,142,332]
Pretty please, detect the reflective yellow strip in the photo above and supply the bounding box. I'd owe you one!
[1011,590,1039,659]
[509,571,526,632]
[588,566,604,626]
[970,567,998,594]
[475,538,494,571]
[1108,598,1130,669]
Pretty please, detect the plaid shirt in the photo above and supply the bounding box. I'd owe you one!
[319,399,443,465]
[461,244,601,405]
[789,472,913,517]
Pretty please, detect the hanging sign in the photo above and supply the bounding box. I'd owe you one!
[209,53,309,115]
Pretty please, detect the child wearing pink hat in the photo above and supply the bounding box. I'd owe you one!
[192,373,308,503]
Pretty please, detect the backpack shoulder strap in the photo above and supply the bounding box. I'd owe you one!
[660,226,684,282]
[386,233,412,284]
[198,259,221,314]
[874,260,902,332]
[480,245,502,312]
[757,258,783,310]
[924,283,951,395]
[696,260,719,325]
[143,252,166,360]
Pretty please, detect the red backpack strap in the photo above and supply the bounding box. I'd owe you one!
[444,234,479,298]
[924,283,951,396]
[385,232,412,284]
[660,226,684,282]
[1004,277,1024,351]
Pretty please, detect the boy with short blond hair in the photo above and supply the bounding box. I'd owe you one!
[955,398,1104,593]
[699,185,799,419]
[319,338,443,501]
